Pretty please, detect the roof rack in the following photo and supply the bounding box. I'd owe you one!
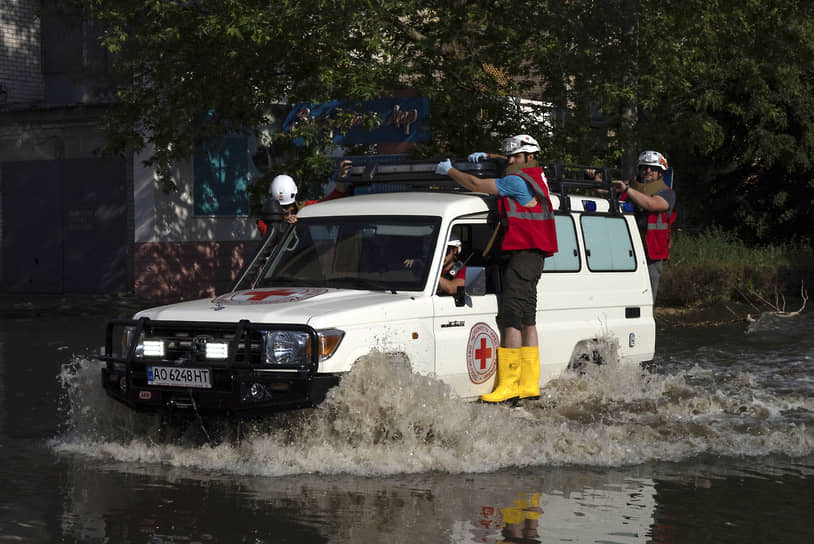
[543,163,626,214]
[344,159,500,194]
[341,158,628,213]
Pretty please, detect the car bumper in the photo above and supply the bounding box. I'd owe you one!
[100,317,341,416]
[101,365,340,415]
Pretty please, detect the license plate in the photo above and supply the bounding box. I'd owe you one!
[147,366,212,389]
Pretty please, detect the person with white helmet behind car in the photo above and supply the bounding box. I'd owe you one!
[435,134,558,404]
[256,160,353,235]
[610,150,676,301]
[269,173,299,214]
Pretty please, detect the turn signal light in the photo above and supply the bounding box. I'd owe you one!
[318,329,345,361]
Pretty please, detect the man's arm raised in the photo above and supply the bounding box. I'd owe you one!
[436,159,499,194]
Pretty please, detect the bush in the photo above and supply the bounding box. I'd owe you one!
[657,228,813,307]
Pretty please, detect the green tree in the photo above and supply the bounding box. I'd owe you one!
[78,0,550,196]
[77,0,814,244]
[526,0,814,244]
[652,0,814,244]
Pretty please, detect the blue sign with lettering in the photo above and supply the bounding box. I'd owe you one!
[283,97,430,145]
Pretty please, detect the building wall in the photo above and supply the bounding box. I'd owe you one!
[1,2,259,303]
[132,150,261,303]
[0,106,132,293]
[0,112,261,301]
[133,241,257,304]
[0,0,44,106]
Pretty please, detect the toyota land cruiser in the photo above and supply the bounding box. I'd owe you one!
[100,161,655,415]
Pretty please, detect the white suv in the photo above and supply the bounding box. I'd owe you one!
[100,161,655,415]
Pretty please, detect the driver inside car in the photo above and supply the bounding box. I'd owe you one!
[437,236,467,295]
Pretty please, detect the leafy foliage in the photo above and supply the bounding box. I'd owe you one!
[77,0,814,244]
[79,0,548,192]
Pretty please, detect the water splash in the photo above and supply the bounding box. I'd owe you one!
[52,347,814,476]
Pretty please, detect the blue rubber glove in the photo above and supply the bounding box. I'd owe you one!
[435,159,453,175]
[468,152,487,163]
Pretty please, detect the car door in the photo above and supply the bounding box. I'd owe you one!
[432,220,501,399]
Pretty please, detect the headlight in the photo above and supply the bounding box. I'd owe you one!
[120,326,137,357]
[121,326,145,358]
[142,340,165,357]
[262,331,311,366]
[121,326,164,358]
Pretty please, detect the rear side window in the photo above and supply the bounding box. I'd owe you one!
[544,215,580,272]
[580,215,636,271]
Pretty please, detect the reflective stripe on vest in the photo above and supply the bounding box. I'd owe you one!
[504,171,555,221]
[504,198,555,221]
[649,213,671,231]
[498,168,558,254]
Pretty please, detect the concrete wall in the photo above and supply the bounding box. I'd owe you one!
[0,2,270,303]
[132,150,261,302]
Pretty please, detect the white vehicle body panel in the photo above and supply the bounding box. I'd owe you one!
[130,190,655,402]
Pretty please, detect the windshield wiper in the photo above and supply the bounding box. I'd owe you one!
[328,277,397,293]
[255,276,324,288]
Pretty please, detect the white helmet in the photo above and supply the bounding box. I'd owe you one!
[501,134,540,156]
[269,174,298,205]
[638,150,668,171]
[447,235,462,251]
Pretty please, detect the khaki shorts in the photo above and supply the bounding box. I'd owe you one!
[496,249,546,330]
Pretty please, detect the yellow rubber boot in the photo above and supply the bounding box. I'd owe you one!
[525,492,543,520]
[500,506,526,525]
[481,347,521,403]
[518,346,541,400]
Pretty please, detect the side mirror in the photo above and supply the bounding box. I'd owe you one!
[454,286,466,307]
[454,266,486,307]
[464,266,486,296]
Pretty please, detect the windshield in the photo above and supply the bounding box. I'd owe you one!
[256,216,441,292]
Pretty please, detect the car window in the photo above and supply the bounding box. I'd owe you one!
[257,216,441,291]
[544,215,580,272]
[443,221,502,294]
[580,215,636,272]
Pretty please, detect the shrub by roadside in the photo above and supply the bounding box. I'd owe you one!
[656,228,813,308]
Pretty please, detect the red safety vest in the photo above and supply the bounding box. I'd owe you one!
[621,190,676,260]
[498,167,558,256]
[644,209,676,260]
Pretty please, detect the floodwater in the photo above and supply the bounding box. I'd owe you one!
[0,308,812,543]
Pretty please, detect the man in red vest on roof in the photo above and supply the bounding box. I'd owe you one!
[436,134,558,404]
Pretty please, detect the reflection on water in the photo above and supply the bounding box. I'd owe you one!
[49,452,814,544]
[52,446,663,544]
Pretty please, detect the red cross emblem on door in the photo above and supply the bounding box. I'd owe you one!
[466,322,498,384]
[474,338,492,370]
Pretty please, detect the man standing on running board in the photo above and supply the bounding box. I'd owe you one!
[435,134,557,403]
